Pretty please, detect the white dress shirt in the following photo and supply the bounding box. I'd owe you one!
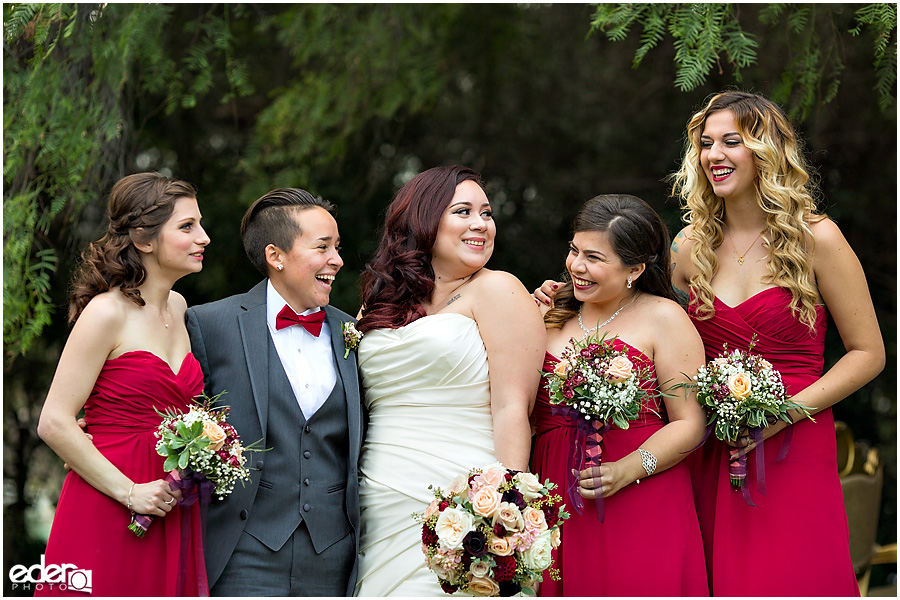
[266,281,337,419]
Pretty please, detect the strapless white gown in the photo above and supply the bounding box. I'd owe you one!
[354,313,497,597]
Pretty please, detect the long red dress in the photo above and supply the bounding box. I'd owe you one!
[688,288,858,596]
[531,339,709,596]
[37,351,209,597]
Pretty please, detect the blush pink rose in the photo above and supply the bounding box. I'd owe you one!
[201,420,227,451]
[488,535,514,556]
[474,465,506,491]
[522,507,548,532]
[605,355,634,383]
[424,499,440,519]
[467,574,500,596]
[470,487,502,518]
[727,372,753,399]
[553,359,571,378]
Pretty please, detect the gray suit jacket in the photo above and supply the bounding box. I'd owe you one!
[185,280,362,593]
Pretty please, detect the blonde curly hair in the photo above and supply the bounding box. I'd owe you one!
[670,91,824,332]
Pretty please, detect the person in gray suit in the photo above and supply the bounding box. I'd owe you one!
[185,188,362,596]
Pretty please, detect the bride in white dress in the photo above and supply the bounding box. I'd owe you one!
[354,166,546,596]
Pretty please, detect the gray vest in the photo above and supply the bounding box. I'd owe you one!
[242,341,352,553]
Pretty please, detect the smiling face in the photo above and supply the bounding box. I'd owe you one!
[268,206,343,312]
[699,109,758,204]
[565,230,635,304]
[430,180,495,277]
[148,196,210,278]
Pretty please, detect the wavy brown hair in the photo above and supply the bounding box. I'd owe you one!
[545,194,677,329]
[670,91,824,331]
[68,172,197,323]
[357,165,482,333]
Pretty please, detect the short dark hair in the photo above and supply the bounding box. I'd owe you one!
[241,188,336,276]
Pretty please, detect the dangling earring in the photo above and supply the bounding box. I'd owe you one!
[627,275,632,289]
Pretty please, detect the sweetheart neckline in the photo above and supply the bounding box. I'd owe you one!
[107,350,194,378]
[545,337,653,366]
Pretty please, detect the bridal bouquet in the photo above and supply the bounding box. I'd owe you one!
[693,341,813,489]
[541,333,655,517]
[413,463,569,596]
[128,392,255,537]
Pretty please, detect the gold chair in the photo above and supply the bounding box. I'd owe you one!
[836,420,897,596]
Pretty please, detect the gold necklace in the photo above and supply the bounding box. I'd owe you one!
[726,229,764,266]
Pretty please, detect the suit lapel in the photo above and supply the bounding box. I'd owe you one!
[325,306,362,453]
[239,281,271,432]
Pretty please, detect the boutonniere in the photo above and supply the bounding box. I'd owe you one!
[342,321,363,359]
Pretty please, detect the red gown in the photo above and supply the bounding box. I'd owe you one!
[531,339,709,596]
[37,351,209,597]
[688,288,858,596]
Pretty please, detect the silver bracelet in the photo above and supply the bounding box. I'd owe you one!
[126,482,135,510]
[638,448,658,478]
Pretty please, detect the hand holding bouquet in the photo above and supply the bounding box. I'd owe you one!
[693,341,813,492]
[413,463,569,596]
[128,391,255,537]
[541,333,655,516]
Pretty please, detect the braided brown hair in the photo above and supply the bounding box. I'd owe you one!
[68,172,197,323]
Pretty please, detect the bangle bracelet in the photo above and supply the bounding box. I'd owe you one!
[126,483,135,510]
[638,448,658,478]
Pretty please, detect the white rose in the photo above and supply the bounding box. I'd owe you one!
[469,559,491,578]
[514,472,544,501]
[435,507,476,550]
[447,474,469,497]
[520,531,554,572]
[492,502,524,532]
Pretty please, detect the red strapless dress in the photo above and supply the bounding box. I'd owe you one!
[531,339,708,596]
[688,288,858,596]
[37,351,209,597]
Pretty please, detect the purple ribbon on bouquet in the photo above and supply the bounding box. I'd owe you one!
[551,404,609,523]
[729,423,794,507]
[128,470,213,595]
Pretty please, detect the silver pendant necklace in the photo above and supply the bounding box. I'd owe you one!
[578,293,638,335]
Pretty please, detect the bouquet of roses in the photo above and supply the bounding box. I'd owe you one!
[128,391,255,537]
[413,463,569,597]
[541,332,655,516]
[693,341,813,490]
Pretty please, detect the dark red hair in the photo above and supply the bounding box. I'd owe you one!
[357,165,482,332]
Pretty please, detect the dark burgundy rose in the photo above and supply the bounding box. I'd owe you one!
[498,581,522,596]
[439,501,449,511]
[502,488,527,510]
[440,582,459,595]
[462,530,488,557]
[493,522,506,538]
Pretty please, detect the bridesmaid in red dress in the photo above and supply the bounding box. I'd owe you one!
[670,91,885,596]
[530,194,709,596]
[36,172,211,596]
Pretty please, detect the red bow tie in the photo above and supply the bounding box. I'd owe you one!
[275,305,326,336]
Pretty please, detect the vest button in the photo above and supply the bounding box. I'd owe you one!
[239,510,248,520]
[303,478,310,486]
[303,451,311,459]
[304,425,311,433]
[303,503,311,512]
